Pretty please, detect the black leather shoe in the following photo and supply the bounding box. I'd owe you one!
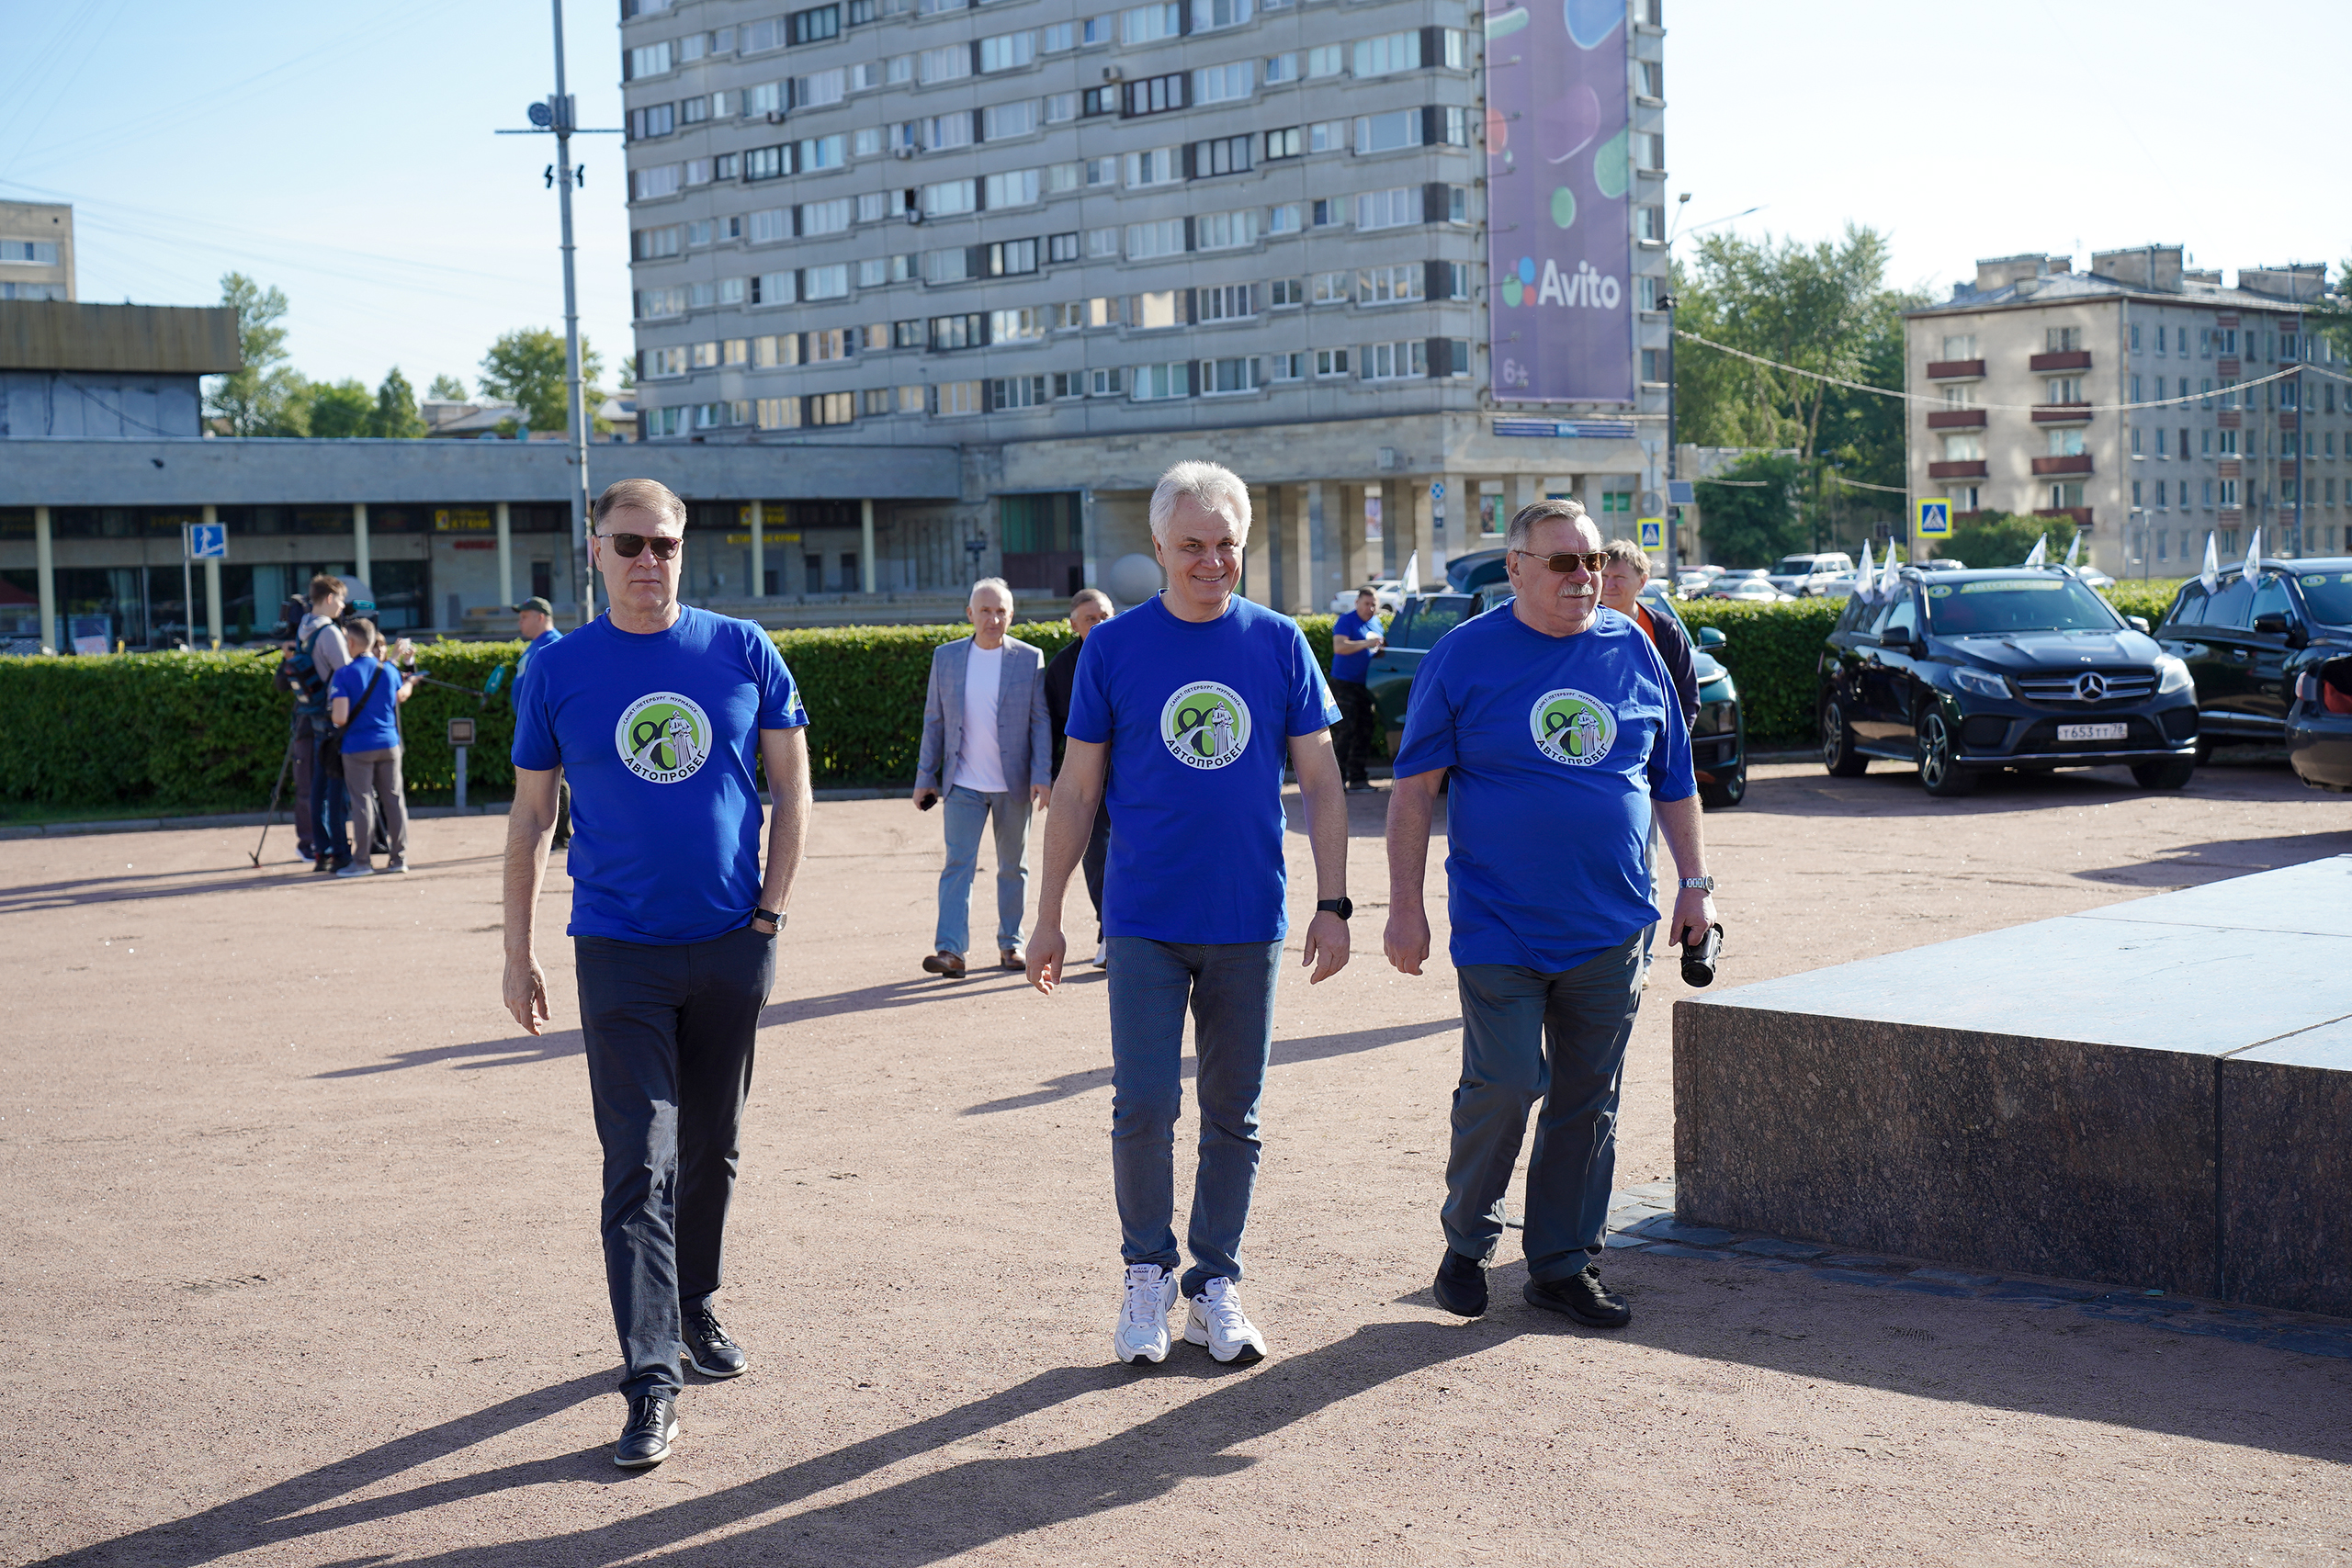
[1432,1250,1488,1317]
[1523,1264,1632,1328]
[684,1304,747,1378]
[614,1395,677,1468]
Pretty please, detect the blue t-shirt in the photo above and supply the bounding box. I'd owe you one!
[1330,610,1383,684]
[1066,594,1340,944]
[330,656,402,753]
[512,606,808,945]
[516,627,561,690]
[1392,606,1696,973]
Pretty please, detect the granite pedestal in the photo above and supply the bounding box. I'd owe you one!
[1674,856,2352,1314]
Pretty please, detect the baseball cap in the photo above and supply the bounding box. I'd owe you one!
[514,596,556,616]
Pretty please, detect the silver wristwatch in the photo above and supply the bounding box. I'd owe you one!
[1679,876,1716,893]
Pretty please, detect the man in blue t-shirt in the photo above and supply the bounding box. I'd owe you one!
[1384,497,1717,1331]
[1026,460,1353,1370]
[1329,587,1386,794]
[514,596,570,849]
[503,478,812,1470]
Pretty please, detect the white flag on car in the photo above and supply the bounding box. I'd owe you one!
[1400,550,1419,597]
[2063,533,2080,569]
[2201,533,2220,592]
[2243,528,2262,592]
[2022,535,2048,568]
[1855,540,1875,598]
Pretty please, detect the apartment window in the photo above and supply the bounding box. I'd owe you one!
[1082,85,1121,117]
[807,327,855,363]
[1132,362,1192,400]
[989,238,1041,276]
[2220,429,2238,455]
[2154,427,2166,457]
[1638,61,1662,98]
[1941,434,1983,462]
[1051,371,1087,399]
[1087,227,1121,257]
[859,323,892,352]
[927,113,976,151]
[629,103,675,140]
[2199,378,2213,409]
[984,100,1038,140]
[2046,428,2086,457]
[1266,204,1300,234]
[930,313,986,350]
[1265,51,1297,83]
[919,44,971,84]
[1082,16,1112,42]
[1125,73,1187,116]
[984,167,1042,207]
[1355,109,1420,154]
[1126,219,1184,256]
[1311,271,1349,303]
[1121,3,1182,44]
[743,145,790,182]
[753,398,799,430]
[1193,0,1251,28]
[922,179,978,217]
[1440,106,1470,145]
[2046,378,2083,403]
[804,264,851,299]
[862,388,894,417]
[684,157,714,186]
[1193,61,1253,104]
[1129,289,1182,328]
[1353,31,1421,76]
[1195,209,1259,250]
[1445,338,1471,377]
[1640,347,1661,382]
[979,30,1036,71]
[1265,126,1302,160]
[1314,347,1350,377]
[788,4,841,43]
[856,190,892,224]
[1042,20,1074,50]
[990,306,1048,342]
[1272,352,1305,379]
[850,62,885,92]
[887,53,914,84]
[628,40,673,78]
[801,197,854,234]
[892,319,923,347]
[748,81,786,116]
[1305,44,1343,78]
[2051,482,2086,509]
[2046,326,2082,353]
[632,164,683,199]
[1047,231,1080,263]
[2132,428,2143,456]
[1634,203,1664,242]
[1049,160,1087,191]
[2131,324,2143,353]
[720,277,746,305]
[1356,187,1417,230]
[1307,119,1347,153]
[634,225,684,259]
[2130,374,2142,403]
[1045,91,1078,121]
[797,134,847,172]
[2219,479,2238,506]
[991,376,1049,410]
[752,331,798,366]
[1269,277,1304,307]
[1089,367,1124,396]
[1939,334,1977,362]
[752,269,797,304]
[1085,156,1119,186]
[795,68,846,107]
[1358,264,1422,304]
[1125,147,1181,186]
[1201,356,1261,393]
[1197,284,1253,321]
[646,345,690,378]
[638,287,689,319]
[688,282,716,309]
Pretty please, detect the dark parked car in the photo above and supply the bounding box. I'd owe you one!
[1816,567,2199,796]
[1366,587,1747,808]
[2288,645,2352,791]
[2154,559,2352,778]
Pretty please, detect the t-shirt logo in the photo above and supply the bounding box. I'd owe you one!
[1531,688,1617,767]
[1160,681,1251,770]
[616,692,713,784]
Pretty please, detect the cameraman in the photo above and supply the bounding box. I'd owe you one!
[331,619,416,876]
[296,576,353,874]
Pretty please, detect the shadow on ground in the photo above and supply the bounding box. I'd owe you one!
[960,1016,1458,1116]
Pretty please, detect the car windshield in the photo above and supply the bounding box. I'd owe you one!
[1923,578,2120,635]
[1390,596,1471,649]
[2298,570,2352,626]
[1774,556,1817,575]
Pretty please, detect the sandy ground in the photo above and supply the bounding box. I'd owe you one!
[5,757,2350,1567]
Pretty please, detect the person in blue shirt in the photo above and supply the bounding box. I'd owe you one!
[502,478,812,1470]
[1026,460,1354,1369]
[1383,498,1719,1331]
[1329,586,1387,793]
[328,618,416,877]
[514,595,571,849]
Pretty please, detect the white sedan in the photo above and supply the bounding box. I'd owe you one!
[1711,577,1796,604]
[1329,579,1407,615]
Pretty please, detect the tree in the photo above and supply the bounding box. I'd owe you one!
[2312,259,2352,360]
[306,378,373,438]
[426,373,469,401]
[368,367,424,438]
[478,328,604,434]
[205,273,309,436]
[1693,451,1808,568]
[1942,510,2077,570]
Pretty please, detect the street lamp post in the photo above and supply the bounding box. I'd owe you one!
[1657,198,1761,581]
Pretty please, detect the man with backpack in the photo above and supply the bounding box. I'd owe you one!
[293,576,353,874]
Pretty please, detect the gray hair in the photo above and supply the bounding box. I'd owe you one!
[1601,539,1652,578]
[1149,460,1251,545]
[594,477,686,532]
[968,576,1013,604]
[1505,497,1593,554]
[1069,587,1114,615]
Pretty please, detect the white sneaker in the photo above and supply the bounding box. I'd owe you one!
[1113,1264,1178,1364]
[1090,944,1107,968]
[1184,1277,1267,1364]
[334,862,375,878]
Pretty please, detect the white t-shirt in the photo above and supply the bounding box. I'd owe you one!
[955,640,1010,794]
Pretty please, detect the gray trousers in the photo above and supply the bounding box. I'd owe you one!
[341,747,408,861]
[1442,933,1643,1285]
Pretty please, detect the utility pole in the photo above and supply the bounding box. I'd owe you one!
[2294,302,2306,558]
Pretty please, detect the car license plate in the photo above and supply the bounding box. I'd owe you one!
[2058,723,2129,742]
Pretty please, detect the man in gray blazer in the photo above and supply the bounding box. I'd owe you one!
[914,578,1054,976]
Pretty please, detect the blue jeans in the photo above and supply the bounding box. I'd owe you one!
[934,784,1031,955]
[1443,934,1643,1285]
[1106,936,1281,1297]
[305,718,349,866]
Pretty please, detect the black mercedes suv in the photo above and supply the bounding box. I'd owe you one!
[1816,567,2199,796]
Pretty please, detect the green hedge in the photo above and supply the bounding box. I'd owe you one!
[1674,598,1843,744]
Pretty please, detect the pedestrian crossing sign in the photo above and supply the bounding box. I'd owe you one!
[1916,499,1951,537]
[1638,519,1663,549]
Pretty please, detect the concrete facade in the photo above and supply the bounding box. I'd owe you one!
[1904,247,2347,578]
[0,202,73,303]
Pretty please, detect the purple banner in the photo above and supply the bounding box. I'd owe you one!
[1485,0,1634,404]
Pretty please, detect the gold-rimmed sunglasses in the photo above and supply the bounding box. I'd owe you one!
[1511,548,1611,573]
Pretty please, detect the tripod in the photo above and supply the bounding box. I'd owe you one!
[247,721,302,869]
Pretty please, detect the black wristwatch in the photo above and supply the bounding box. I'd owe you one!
[1316,897,1353,921]
[752,908,786,929]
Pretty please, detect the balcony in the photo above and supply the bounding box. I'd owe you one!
[2280,412,2299,432]
[2220,357,2241,378]
[2031,454,2094,476]
[2034,506,2093,529]
[1926,408,1985,429]
[2031,402,2092,425]
[2030,350,2093,372]
[2220,460,2242,479]
[1926,358,1985,380]
[2218,412,2242,429]
[1928,459,1988,479]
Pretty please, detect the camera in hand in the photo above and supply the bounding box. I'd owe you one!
[1680,922,1724,987]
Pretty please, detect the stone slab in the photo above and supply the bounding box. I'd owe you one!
[1675,858,2352,1314]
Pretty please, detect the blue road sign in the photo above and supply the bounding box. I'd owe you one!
[188,523,227,559]
[1639,519,1664,549]
[1430,481,1445,501]
[1915,499,1951,537]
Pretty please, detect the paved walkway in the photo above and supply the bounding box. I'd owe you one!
[6,759,2349,1565]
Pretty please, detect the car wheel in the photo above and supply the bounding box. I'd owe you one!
[2194,737,2216,766]
[2132,757,2197,790]
[1916,711,1978,796]
[1699,765,1747,810]
[1821,702,1868,777]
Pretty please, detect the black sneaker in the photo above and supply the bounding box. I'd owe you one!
[684,1303,747,1378]
[1523,1264,1632,1328]
[614,1394,677,1468]
[1431,1250,1488,1318]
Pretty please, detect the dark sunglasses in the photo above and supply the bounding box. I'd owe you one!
[1513,549,1611,573]
[599,531,682,559]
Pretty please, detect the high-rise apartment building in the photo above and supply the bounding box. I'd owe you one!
[0,203,74,302]
[619,0,1669,612]
[1905,246,2347,577]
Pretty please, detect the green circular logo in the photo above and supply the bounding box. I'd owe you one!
[1530,688,1617,767]
[1160,681,1250,770]
[615,692,713,784]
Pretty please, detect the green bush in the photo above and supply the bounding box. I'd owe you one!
[1675,597,1843,744]
[2101,578,2186,626]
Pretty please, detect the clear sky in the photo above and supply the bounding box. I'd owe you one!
[3,0,2343,399]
